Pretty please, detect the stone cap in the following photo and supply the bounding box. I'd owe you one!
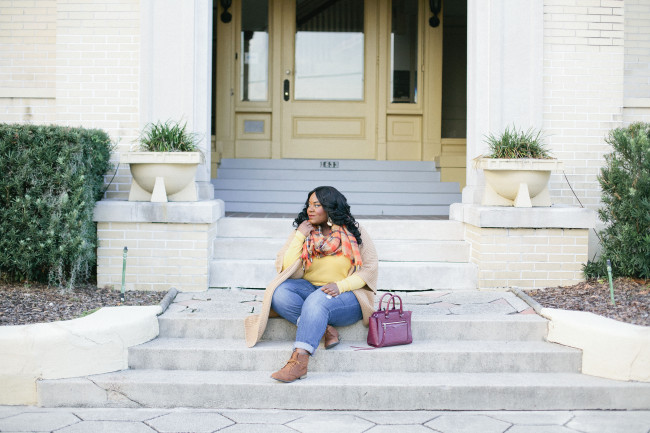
[450,203,596,229]
[93,199,225,224]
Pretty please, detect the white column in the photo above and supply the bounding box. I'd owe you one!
[464,0,544,204]
[140,0,214,199]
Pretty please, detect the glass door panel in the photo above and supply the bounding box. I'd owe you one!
[391,0,418,103]
[294,0,364,100]
[241,0,269,101]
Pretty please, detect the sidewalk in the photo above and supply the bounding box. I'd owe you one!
[1,406,650,433]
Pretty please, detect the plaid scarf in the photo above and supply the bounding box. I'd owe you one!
[301,224,363,271]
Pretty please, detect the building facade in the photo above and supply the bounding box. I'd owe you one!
[2,0,649,290]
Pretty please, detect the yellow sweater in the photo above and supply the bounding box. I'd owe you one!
[282,231,366,293]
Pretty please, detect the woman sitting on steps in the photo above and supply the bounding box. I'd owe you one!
[244,186,378,383]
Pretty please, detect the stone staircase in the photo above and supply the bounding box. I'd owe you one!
[37,290,650,410]
[209,217,478,290]
[212,159,462,216]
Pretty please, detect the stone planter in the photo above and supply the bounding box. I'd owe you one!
[474,158,564,207]
[121,152,202,202]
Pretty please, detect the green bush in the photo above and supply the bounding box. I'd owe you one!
[0,124,113,288]
[585,122,650,279]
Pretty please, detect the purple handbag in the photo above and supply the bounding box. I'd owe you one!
[367,293,412,347]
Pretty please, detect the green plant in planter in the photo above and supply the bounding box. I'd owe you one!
[483,125,553,159]
[137,120,199,152]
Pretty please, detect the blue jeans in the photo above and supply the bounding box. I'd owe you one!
[271,278,363,354]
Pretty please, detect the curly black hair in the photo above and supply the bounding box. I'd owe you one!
[293,186,362,245]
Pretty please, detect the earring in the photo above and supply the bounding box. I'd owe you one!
[327,217,333,227]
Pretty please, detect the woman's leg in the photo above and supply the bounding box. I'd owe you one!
[270,279,318,325]
[294,290,362,354]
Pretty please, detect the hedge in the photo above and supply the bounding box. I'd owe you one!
[584,122,650,279]
[0,124,112,288]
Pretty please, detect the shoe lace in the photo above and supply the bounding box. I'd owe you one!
[284,359,300,368]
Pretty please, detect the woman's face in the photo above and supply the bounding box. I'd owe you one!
[307,193,328,226]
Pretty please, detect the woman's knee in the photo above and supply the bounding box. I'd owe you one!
[301,290,330,316]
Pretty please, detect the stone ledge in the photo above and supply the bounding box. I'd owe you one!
[0,305,161,405]
[542,308,650,383]
[93,199,225,224]
[450,203,596,229]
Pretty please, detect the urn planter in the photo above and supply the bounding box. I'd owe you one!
[475,158,564,207]
[121,152,202,202]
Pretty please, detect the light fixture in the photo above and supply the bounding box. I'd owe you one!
[429,0,441,27]
[220,0,232,23]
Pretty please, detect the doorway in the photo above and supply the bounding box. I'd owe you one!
[213,0,447,163]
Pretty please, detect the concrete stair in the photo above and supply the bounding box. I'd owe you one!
[212,159,462,216]
[37,290,650,410]
[209,217,478,290]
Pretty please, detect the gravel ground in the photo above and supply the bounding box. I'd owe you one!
[527,278,650,327]
[0,282,167,326]
[0,278,648,327]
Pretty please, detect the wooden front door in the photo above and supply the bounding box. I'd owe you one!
[279,0,378,159]
[215,0,442,162]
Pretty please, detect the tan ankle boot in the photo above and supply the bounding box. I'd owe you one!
[271,350,309,383]
[324,325,340,349]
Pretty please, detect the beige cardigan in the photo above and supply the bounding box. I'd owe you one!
[244,225,378,348]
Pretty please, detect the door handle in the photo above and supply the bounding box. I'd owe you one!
[283,79,290,101]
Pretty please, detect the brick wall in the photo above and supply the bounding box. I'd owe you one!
[466,225,589,289]
[624,0,650,99]
[543,0,625,209]
[623,0,650,125]
[97,221,217,292]
[0,0,57,123]
[56,0,140,199]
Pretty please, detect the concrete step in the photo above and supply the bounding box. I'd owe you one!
[128,338,581,374]
[215,168,441,182]
[216,218,466,241]
[213,178,460,193]
[220,202,454,216]
[218,158,439,171]
[212,159,462,216]
[213,238,470,262]
[215,190,459,206]
[37,370,650,410]
[209,259,478,290]
[158,315,549,342]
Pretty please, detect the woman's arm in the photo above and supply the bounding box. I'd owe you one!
[281,220,314,271]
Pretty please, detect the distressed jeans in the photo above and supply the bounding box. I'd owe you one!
[270,278,363,354]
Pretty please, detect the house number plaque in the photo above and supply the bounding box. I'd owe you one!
[319,161,339,168]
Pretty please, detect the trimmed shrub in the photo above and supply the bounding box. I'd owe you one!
[585,122,650,279]
[0,124,112,288]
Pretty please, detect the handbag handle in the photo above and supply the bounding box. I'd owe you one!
[384,294,404,318]
[377,293,396,311]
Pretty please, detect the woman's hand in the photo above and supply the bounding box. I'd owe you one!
[321,283,340,297]
[297,220,314,237]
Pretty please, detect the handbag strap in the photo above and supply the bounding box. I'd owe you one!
[384,294,404,318]
[377,293,396,312]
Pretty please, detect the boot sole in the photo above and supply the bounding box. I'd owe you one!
[271,374,307,383]
[325,341,339,349]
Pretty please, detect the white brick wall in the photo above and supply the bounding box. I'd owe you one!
[0,0,57,122]
[624,0,650,99]
[0,1,140,199]
[466,225,589,289]
[97,221,217,292]
[543,0,625,209]
[56,0,140,199]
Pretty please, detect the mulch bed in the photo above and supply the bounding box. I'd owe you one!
[527,278,650,327]
[0,278,648,327]
[0,282,166,326]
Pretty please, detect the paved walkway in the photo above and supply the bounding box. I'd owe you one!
[7,290,650,431]
[1,406,650,433]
